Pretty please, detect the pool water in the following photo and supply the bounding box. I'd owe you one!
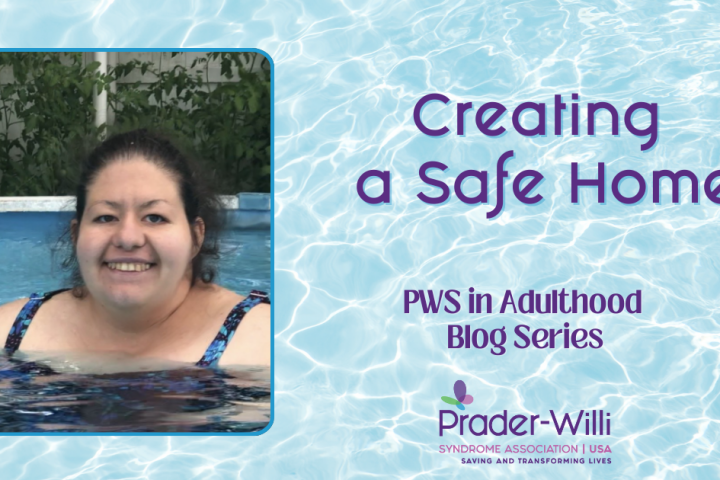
[0,355,270,433]
[0,212,272,433]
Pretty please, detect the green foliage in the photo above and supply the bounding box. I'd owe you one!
[0,53,101,195]
[0,52,271,196]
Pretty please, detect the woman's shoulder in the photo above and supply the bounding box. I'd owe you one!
[197,285,270,367]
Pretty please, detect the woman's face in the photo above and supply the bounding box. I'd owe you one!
[75,157,203,311]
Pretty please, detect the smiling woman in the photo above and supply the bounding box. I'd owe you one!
[0,129,270,369]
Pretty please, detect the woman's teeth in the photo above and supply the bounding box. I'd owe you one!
[107,262,152,272]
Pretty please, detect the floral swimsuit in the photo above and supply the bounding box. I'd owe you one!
[4,289,270,367]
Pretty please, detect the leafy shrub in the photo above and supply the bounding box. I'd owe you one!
[0,52,271,196]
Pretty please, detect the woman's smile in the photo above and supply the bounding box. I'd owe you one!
[103,256,157,274]
[105,262,154,272]
[100,261,158,288]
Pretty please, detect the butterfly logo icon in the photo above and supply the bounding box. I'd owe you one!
[441,380,474,410]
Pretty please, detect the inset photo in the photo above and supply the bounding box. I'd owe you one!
[0,51,272,434]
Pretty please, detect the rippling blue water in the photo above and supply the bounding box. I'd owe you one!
[0,0,718,478]
[0,357,270,433]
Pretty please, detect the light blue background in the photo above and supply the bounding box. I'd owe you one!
[4,1,720,478]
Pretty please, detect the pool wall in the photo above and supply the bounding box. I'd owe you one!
[0,193,271,229]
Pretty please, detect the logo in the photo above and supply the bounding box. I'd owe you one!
[441,380,474,410]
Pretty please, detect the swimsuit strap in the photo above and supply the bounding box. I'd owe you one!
[5,289,69,355]
[196,290,270,367]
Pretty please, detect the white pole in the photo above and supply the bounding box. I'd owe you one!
[93,52,107,131]
[108,51,117,127]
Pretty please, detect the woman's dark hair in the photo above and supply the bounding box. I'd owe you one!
[62,128,224,294]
